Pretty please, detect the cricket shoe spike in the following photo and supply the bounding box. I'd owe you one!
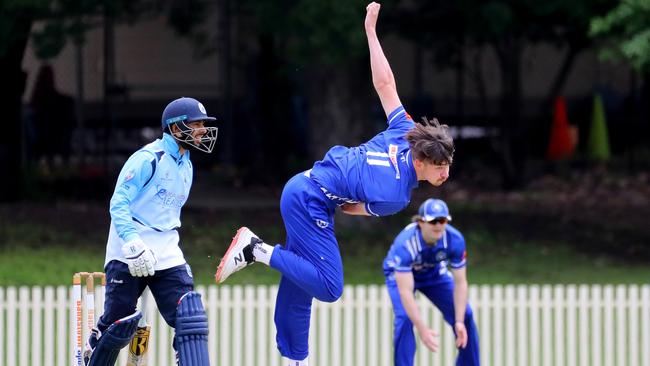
[215,227,260,283]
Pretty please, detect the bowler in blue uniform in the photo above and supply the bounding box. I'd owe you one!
[384,198,480,366]
[215,3,455,365]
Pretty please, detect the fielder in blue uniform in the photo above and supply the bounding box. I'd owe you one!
[215,3,455,365]
[83,97,218,366]
[384,198,480,366]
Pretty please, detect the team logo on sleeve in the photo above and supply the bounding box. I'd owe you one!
[124,170,135,182]
[316,219,329,229]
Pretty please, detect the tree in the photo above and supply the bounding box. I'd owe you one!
[0,0,211,201]
[590,0,650,73]
[393,0,617,188]
[590,0,650,166]
[239,0,387,165]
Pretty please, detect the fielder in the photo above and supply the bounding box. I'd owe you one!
[384,198,480,366]
[83,97,217,366]
[215,3,455,365]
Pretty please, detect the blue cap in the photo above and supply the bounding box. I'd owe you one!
[161,97,216,129]
[418,198,452,222]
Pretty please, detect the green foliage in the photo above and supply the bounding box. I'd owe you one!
[590,0,650,72]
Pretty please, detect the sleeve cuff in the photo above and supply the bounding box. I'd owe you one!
[387,106,406,125]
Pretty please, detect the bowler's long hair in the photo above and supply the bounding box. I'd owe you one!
[406,117,454,165]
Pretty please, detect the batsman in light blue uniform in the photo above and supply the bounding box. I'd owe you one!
[215,3,455,365]
[84,97,218,366]
[384,199,480,366]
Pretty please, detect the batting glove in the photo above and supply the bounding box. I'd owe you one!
[121,238,157,277]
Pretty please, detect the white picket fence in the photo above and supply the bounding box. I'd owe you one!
[1,284,649,366]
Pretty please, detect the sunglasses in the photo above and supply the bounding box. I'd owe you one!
[425,217,448,225]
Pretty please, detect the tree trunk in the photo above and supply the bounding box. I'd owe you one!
[494,36,524,190]
[539,45,580,117]
[0,12,33,201]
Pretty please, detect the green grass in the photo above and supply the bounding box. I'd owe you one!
[1,208,649,286]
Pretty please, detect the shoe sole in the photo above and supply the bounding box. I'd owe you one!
[215,227,249,284]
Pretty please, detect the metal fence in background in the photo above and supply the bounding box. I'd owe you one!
[0,284,649,366]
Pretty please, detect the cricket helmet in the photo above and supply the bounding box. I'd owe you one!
[161,97,218,153]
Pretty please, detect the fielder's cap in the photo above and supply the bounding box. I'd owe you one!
[161,97,216,129]
[418,198,452,222]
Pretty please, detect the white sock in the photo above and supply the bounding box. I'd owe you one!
[252,242,274,265]
[283,357,308,366]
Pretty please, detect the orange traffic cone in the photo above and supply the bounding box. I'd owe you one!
[546,96,576,160]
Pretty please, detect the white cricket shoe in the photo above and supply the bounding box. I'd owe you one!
[215,227,261,283]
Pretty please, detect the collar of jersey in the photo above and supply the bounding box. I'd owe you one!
[417,225,445,248]
[405,150,418,189]
[162,133,189,161]
[416,227,430,247]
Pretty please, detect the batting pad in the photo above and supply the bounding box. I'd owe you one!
[88,310,142,366]
[175,291,210,365]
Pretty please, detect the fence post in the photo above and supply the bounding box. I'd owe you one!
[628,285,638,366]
[554,285,565,366]
[566,285,577,366]
[642,285,650,366]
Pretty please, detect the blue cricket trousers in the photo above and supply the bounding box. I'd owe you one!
[269,172,344,360]
[386,273,480,366]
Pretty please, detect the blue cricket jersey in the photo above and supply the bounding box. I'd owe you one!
[309,106,419,216]
[383,223,467,284]
[105,133,193,270]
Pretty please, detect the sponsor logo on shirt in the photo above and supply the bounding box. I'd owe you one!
[319,187,359,205]
[389,144,400,179]
[154,188,186,208]
[316,219,329,229]
[435,251,448,262]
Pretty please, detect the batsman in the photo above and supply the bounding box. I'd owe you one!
[83,97,218,366]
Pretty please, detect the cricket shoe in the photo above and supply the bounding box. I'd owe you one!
[215,227,261,283]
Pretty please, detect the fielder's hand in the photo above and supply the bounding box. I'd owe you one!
[455,321,468,348]
[416,325,439,352]
[121,239,157,277]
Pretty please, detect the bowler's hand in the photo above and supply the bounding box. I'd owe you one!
[416,325,439,352]
[121,238,157,277]
[455,321,468,348]
[365,2,381,31]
